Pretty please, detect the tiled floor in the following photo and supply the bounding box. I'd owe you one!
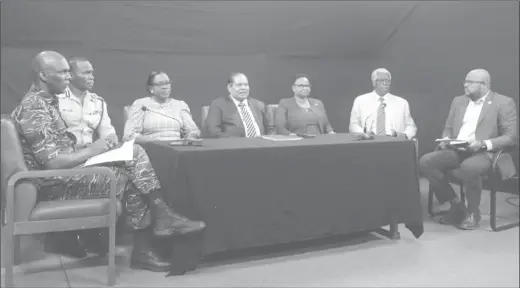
[2,179,519,287]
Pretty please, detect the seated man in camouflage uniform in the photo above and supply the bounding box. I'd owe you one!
[11,51,205,272]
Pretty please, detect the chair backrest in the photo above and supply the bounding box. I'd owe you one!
[123,106,131,124]
[1,115,30,222]
[1,115,29,188]
[201,105,210,136]
[266,104,278,133]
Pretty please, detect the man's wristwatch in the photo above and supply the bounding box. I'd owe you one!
[480,142,488,151]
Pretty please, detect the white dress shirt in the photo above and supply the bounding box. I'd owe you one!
[456,92,493,150]
[57,87,116,145]
[230,96,261,137]
[349,91,417,139]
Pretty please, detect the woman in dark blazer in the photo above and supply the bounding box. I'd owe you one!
[275,74,335,135]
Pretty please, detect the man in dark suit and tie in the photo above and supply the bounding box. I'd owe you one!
[420,69,518,230]
[206,72,271,138]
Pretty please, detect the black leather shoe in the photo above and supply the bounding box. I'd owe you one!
[458,213,481,230]
[438,202,466,225]
[130,246,171,272]
[152,200,206,237]
[44,231,88,259]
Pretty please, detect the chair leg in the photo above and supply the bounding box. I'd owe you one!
[107,224,116,287]
[427,183,435,217]
[490,188,520,232]
[13,235,22,265]
[4,231,14,287]
[428,183,448,217]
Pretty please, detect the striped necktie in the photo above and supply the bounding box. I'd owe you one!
[376,98,386,135]
[238,102,258,138]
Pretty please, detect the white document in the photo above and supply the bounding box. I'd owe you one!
[84,138,135,167]
[261,135,303,141]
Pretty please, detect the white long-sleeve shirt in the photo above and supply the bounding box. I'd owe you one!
[349,91,417,139]
[456,92,493,150]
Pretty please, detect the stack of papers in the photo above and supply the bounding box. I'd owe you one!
[435,139,468,146]
[261,135,303,141]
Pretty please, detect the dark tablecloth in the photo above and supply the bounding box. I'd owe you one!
[142,133,423,273]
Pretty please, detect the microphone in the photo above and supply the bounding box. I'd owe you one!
[141,106,183,127]
[363,114,373,134]
[142,106,202,146]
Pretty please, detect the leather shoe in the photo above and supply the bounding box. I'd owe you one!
[458,213,481,230]
[44,231,88,259]
[438,202,466,225]
[130,246,171,272]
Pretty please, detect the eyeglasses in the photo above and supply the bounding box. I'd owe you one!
[294,84,311,88]
[375,79,391,84]
[232,83,249,88]
[463,80,485,85]
[152,82,171,87]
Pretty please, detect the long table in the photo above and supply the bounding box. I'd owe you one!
[142,133,423,274]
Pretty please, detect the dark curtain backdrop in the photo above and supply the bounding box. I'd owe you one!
[1,1,518,155]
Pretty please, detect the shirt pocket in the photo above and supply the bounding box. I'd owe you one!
[59,107,80,125]
[86,109,103,129]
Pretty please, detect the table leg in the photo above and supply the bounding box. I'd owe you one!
[376,223,401,240]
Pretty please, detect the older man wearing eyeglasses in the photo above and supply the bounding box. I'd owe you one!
[349,68,417,139]
[420,69,518,230]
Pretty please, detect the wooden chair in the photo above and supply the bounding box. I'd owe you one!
[427,147,519,231]
[1,115,119,287]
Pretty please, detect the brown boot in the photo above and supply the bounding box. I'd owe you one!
[130,229,171,272]
[149,191,206,237]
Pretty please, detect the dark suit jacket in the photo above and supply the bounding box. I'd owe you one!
[206,95,271,138]
[275,97,334,135]
[442,91,518,179]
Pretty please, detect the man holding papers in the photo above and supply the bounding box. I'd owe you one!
[12,51,205,272]
[420,69,517,230]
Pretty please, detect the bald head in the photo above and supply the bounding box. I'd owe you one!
[31,51,71,95]
[464,69,491,99]
[32,51,66,74]
[467,69,490,85]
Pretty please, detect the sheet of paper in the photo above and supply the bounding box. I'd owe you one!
[84,138,135,167]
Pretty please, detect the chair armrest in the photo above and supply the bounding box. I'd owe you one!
[490,149,504,182]
[5,167,118,224]
[491,149,504,173]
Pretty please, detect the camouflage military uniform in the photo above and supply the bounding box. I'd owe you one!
[11,90,159,230]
